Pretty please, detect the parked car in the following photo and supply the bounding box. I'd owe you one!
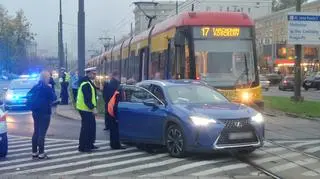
[3,78,38,110]
[0,101,8,158]
[279,76,295,91]
[303,72,320,91]
[117,80,265,158]
[259,75,270,91]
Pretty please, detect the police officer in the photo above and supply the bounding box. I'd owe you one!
[76,67,99,153]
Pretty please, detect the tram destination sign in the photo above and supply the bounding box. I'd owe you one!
[287,12,320,45]
[193,27,251,39]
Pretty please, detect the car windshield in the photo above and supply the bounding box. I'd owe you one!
[9,80,37,89]
[167,85,228,104]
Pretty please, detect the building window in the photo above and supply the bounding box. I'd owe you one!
[241,7,243,12]
[220,6,223,11]
[227,7,229,11]
[248,8,251,13]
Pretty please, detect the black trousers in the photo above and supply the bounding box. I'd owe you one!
[104,110,111,129]
[72,88,78,103]
[32,112,51,154]
[78,110,96,151]
[109,117,121,149]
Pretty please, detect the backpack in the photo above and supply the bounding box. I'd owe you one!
[26,84,41,110]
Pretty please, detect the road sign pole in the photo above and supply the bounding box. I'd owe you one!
[78,0,85,77]
[294,0,302,101]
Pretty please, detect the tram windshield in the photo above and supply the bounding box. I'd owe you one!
[192,27,256,87]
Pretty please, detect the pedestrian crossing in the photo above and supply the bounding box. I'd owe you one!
[1,135,320,178]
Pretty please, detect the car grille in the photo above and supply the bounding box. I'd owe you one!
[216,118,258,146]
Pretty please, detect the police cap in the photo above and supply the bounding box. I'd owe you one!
[85,67,97,73]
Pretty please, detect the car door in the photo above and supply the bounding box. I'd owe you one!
[117,85,166,143]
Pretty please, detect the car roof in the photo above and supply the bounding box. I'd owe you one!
[137,79,209,87]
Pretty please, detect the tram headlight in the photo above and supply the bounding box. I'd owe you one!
[241,92,252,102]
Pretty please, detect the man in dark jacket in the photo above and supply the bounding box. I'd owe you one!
[76,67,99,153]
[30,71,57,159]
[103,71,120,131]
[103,71,124,149]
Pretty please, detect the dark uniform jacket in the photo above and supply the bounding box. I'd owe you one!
[103,78,120,104]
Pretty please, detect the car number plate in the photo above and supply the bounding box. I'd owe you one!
[229,132,253,140]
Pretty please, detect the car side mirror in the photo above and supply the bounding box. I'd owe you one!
[143,99,158,108]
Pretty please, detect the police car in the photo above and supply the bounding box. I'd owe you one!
[0,103,8,158]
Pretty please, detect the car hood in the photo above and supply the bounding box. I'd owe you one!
[173,102,257,119]
[9,89,30,97]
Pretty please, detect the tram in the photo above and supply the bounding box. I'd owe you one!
[87,11,263,109]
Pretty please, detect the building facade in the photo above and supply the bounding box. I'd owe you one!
[134,1,178,34]
[255,0,320,74]
[168,0,272,20]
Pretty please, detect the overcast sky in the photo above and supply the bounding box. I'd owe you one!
[1,0,142,60]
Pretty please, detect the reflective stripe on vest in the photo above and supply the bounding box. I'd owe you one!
[108,91,119,118]
[76,81,97,112]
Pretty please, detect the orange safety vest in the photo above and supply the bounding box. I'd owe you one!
[107,91,119,118]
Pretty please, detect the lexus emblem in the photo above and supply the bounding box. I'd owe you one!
[235,122,242,128]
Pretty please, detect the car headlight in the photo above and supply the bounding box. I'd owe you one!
[251,113,264,123]
[5,92,13,101]
[190,116,217,126]
[241,92,252,102]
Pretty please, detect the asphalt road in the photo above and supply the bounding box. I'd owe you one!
[1,80,320,178]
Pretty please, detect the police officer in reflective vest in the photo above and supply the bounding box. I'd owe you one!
[76,67,99,152]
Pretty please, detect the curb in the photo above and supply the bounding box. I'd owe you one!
[55,107,104,122]
[262,108,320,121]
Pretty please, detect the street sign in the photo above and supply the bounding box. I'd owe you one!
[287,12,320,45]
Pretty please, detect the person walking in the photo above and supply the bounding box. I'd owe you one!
[71,71,79,103]
[28,71,57,159]
[76,67,99,153]
[59,72,69,105]
[102,71,120,131]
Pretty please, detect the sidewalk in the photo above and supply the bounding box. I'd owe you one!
[55,104,104,121]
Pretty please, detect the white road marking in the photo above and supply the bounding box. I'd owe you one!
[8,141,78,153]
[269,158,318,173]
[289,141,320,148]
[139,159,229,177]
[4,148,138,174]
[304,146,320,153]
[302,168,320,176]
[190,163,249,176]
[52,153,167,176]
[274,140,320,144]
[92,158,184,176]
[8,140,60,149]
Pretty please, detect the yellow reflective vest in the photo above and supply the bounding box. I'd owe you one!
[76,81,97,112]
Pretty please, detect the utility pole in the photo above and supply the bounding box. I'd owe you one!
[293,0,302,101]
[78,0,85,77]
[130,23,133,37]
[99,37,112,52]
[65,43,68,71]
[192,4,194,11]
[58,0,65,73]
[176,0,178,15]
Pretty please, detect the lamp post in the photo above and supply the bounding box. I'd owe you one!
[78,0,85,77]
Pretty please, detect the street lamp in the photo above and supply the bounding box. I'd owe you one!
[133,1,159,28]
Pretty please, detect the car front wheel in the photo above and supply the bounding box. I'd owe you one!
[166,124,186,158]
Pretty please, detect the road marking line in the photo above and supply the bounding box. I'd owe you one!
[6,142,109,158]
[92,158,184,176]
[52,153,168,176]
[8,140,61,149]
[269,158,318,173]
[8,141,78,153]
[7,135,107,143]
[304,146,320,153]
[0,145,110,166]
[289,141,320,148]
[190,163,248,176]
[274,140,320,144]
[9,140,32,145]
[3,147,138,174]
[302,168,320,176]
[139,159,229,177]
[254,152,301,164]
[7,138,28,142]
[255,147,286,155]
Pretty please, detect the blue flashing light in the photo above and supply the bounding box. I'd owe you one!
[31,73,38,78]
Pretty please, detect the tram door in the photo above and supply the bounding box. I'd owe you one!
[173,30,190,79]
[138,48,148,81]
